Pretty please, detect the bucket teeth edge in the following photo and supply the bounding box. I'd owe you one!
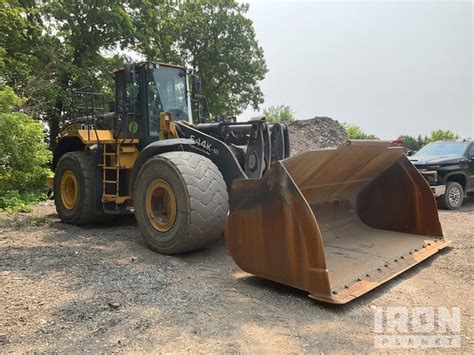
[309,238,451,304]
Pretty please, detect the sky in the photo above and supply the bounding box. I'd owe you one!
[241,0,473,139]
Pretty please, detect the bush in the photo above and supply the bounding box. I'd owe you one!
[342,123,378,139]
[0,86,51,211]
[263,105,295,124]
[0,190,47,213]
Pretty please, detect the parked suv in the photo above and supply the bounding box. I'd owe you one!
[409,140,474,209]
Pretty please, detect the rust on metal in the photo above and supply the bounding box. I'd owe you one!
[225,141,451,304]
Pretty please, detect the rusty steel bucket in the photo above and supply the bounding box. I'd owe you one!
[225,141,451,304]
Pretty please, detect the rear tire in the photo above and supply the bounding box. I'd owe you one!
[438,182,464,210]
[54,151,102,224]
[134,152,229,254]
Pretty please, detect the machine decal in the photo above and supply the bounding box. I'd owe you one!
[129,121,139,133]
[189,135,219,156]
[80,123,94,130]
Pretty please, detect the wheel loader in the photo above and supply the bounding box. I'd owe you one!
[48,62,450,304]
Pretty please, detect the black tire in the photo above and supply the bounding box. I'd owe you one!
[438,182,464,210]
[134,151,229,254]
[54,151,102,224]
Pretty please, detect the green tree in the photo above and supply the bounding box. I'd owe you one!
[130,0,181,63]
[0,0,59,118]
[416,134,428,148]
[428,129,459,143]
[398,135,423,151]
[342,123,378,139]
[0,86,51,211]
[129,0,268,117]
[0,0,41,87]
[398,135,418,151]
[0,0,137,147]
[2,0,268,144]
[398,134,430,151]
[263,105,295,124]
[42,0,136,146]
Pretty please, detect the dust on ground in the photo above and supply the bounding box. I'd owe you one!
[1,197,472,353]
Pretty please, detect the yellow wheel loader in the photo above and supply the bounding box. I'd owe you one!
[49,62,450,304]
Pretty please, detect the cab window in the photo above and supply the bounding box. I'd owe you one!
[147,67,188,136]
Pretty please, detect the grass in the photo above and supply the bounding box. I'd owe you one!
[0,190,48,213]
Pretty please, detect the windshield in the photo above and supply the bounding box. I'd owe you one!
[415,142,469,157]
[147,66,188,135]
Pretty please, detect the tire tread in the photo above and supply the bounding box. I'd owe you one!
[136,151,229,254]
[161,151,229,252]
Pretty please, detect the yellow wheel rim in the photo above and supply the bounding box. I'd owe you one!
[60,170,78,209]
[146,179,177,232]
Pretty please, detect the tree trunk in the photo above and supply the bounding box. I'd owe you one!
[49,73,70,149]
[48,115,60,150]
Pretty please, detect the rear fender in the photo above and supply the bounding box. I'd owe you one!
[129,138,195,197]
[53,137,85,170]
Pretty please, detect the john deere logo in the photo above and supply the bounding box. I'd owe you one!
[128,121,138,133]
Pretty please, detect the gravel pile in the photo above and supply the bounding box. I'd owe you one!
[288,116,348,155]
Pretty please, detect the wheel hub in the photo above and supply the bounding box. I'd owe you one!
[60,170,78,209]
[448,187,461,206]
[146,179,177,232]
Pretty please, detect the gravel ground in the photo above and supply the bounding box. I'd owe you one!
[1,198,473,353]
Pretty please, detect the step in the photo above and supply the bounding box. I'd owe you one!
[102,195,131,204]
[120,146,136,153]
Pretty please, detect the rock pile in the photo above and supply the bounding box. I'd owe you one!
[288,116,348,155]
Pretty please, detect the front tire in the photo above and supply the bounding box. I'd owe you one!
[134,152,229,254]
[439,182,464,210]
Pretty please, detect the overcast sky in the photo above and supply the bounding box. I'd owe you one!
[241,0,473,139]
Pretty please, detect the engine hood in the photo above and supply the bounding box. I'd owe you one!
[409,155,465,166]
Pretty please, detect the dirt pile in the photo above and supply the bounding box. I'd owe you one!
[288,116,348,155]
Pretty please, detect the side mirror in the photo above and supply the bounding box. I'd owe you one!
[192,74,202,92]
[108,101,116,112]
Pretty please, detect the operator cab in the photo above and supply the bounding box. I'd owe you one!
[112,62,193,146]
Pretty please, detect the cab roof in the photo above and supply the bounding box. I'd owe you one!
[112,61,186,73]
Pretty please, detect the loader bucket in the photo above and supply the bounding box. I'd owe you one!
[225,141,451,304]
